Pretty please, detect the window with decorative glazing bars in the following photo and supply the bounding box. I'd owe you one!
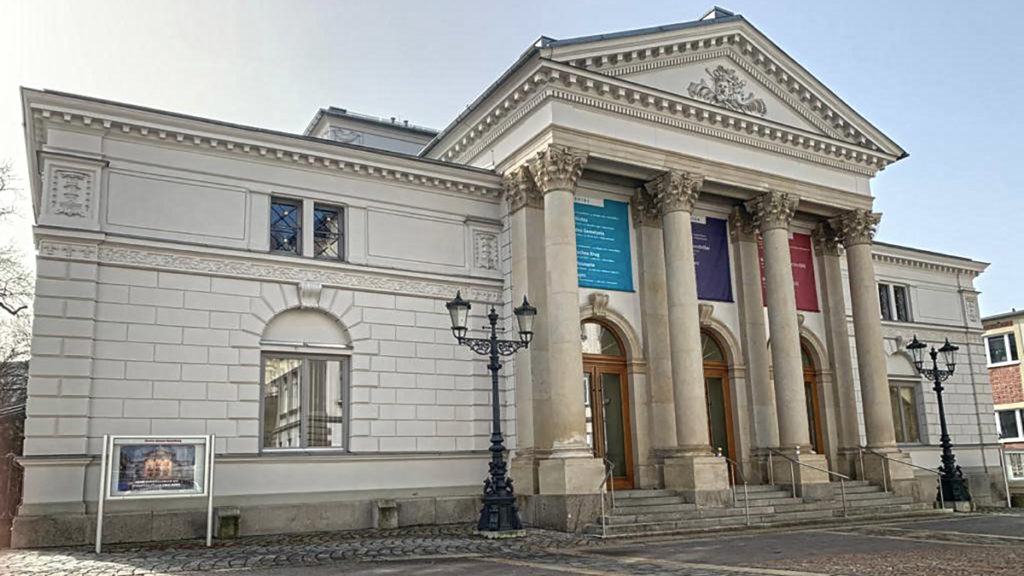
[314,205,343,260]
[271,199,301,254]
[878,283,911,322]
[1007,451,1024,480]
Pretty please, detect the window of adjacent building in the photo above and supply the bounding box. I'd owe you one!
[270,198,302,255]
[985,333,1019,366]
[878,283,910,322]
[1007,451,1024,480]
[262,355,347,450]
[313,204,344,260]
[996,409,1024,442]
[889,381,921,443]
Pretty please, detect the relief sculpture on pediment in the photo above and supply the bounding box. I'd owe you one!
[688,65,767,117]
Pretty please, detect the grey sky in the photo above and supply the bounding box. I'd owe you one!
[1,0,1019,315]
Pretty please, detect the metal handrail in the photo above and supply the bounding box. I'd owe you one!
[858,446,945,510]
[717,449,750,526]
[766,447,849,517]
[598,458,615,538]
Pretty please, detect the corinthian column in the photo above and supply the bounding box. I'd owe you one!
[504,166,545,494]
[746,191,830,497]
[812,223,860,477]
[745,191,809,451]
[730,206,777,455]
[645,171,729,504]
[527,146,604,500]
[632,188,677,485]
[830,210,896,449]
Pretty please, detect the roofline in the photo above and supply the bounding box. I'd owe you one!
[313,107,439,136]
[24,88,497,178]
[981,310,1024,323]
[424,10,907,162]
[872,240,988,268]
[543,13,744,48]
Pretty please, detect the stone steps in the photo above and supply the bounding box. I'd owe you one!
[585,481,945,538]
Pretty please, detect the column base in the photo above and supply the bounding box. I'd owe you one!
[509,450,539,495]
[663,454,731,506]
[537,455,606,495]
[834,447,862,479]
[770,449,832,501]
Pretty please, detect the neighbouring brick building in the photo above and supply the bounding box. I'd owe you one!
[13,7,1005,547]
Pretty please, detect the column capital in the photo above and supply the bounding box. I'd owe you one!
[728,205,758,242]
[631,187,661,228]
[503,166,542,213]
[830,209,881,247]
[644,170,703,215]
[811,222,843,257]
[527,145,588,194]
[744,190,798,232]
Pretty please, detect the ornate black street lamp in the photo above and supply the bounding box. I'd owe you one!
[906,335,972,506]
[446,291,536,534]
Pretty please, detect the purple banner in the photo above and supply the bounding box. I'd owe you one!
[693,216,733,302]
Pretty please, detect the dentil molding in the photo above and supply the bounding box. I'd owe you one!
[37,239,502,303]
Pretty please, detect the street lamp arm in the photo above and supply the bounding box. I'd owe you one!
[457,337,529,357]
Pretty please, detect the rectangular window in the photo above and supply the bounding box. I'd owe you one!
[878,283,892,321]
[889,382,920,443]
[997,409,1022,441]
[878,283,911,322]
[270,198,302,255]
[1007,452,1024,480]
[986,333,1019,366]
[262,355,346,450]
[313,204,344,260]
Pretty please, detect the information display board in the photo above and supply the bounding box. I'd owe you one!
[575,197,634,292]
[96,435,215,553]
[757,232,820,312]
[692,215,733,302]
[109,437,209,499]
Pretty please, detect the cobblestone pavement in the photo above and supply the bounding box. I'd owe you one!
[1,514,1022,576]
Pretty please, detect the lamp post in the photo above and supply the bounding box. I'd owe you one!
[906,335,972,506]
[446,291,536,534]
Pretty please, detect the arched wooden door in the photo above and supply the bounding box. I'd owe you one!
[802,343,826,456]
[702,331,735,463]
[581,320,634,490]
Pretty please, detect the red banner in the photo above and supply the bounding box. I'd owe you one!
[757,232,819,312]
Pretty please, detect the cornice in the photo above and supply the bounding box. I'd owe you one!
[870,251,985,278]
[36,236,503,303]
[25,96,503,203]
[440,62,895,177]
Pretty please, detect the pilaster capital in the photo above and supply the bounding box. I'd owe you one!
[631,187,661,228]
[502,166,542,213]
[811,222,843,257]
[727,205,758,241]
[644,170,703,215]
[744,190,798,232]
[830,209,881,247]
[527,145,588,194]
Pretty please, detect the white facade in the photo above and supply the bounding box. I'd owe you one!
[14,8,1002,547]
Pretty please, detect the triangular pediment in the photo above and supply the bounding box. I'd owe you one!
[541,12,905,158]
[621,55,826,135]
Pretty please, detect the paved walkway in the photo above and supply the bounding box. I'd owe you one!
[2,513,1022,576]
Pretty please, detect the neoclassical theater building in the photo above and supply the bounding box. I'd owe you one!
[15,8,1003,546]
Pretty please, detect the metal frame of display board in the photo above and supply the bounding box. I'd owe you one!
[95,434,216,553]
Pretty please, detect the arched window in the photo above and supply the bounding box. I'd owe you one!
[261,309,350,451]
[702,332,725,363]
[581,321,624,357]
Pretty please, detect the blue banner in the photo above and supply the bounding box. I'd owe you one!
[575,198,634,292]
[693,216,733,302]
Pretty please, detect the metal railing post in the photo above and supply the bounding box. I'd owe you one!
[790,445,798,499]
[768,451,774,486]
[840,478,848,518]
[882,456,889,494]
[858,447,864,481]
[743,480,750,526]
